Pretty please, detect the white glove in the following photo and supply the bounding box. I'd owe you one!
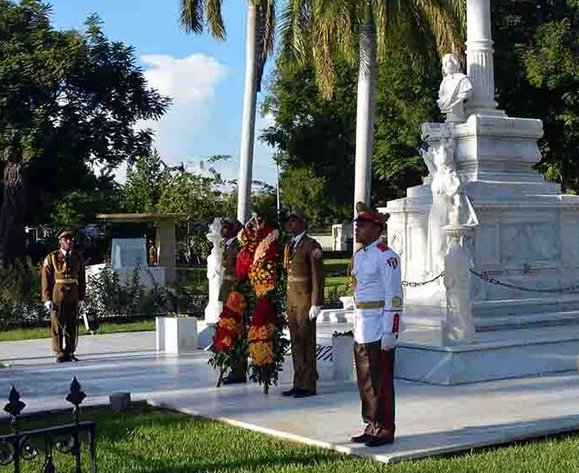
[78,301,85,311]
[308,305,321,321]
[341,297,355,310]
[44,301,53,311]
[381,332,397,350]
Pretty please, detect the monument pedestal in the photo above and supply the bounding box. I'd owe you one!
[383,114,579,384]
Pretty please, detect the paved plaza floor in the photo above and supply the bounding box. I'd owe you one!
[2,331,579,463]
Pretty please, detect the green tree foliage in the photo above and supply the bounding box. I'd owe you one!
[493,0,579,192]
[122,151,170,213]
[262,46,440,222]
[51,185,121,232]
[0,0,169,229]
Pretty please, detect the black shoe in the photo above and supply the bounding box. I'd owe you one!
[282,388,297,397]
[365,436,394,448]
[351,433,374,444]
[69,355,79,362]
[55,356,66,363]
[221,375,246,385]
[293,389,316,399]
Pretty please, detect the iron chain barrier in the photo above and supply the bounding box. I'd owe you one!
[470,269,579,294]
[402,271,446,288]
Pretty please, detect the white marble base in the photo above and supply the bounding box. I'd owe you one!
[155,316,197,354]
[396,325,579,385]
[332,335,355,381]
[196,323,215,350]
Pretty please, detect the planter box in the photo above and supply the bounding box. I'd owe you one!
[332,334,355,381]
[156,316,198,354]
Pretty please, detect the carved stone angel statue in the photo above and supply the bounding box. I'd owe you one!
[422,136,462,277]
[437,54,473,123]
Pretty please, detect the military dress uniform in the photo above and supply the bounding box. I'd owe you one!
[351,238,403,443]
[284,232,325,395]
[41,245,86,360]
[219,236,240,303]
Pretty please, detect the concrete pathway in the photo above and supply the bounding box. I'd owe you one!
[2,332,579,464]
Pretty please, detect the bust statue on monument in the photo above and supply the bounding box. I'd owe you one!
[437,54,473,123]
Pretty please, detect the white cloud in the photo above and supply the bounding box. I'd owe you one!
[137,53,229,165]
[141,54,228,101]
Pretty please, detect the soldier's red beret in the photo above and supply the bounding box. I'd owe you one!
[354,202,389,226]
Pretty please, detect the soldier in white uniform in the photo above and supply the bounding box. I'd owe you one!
[349,202,403,448]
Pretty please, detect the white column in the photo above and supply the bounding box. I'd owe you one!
[353,19,377,216]
[465,0,502,115]
[236,2,258,223]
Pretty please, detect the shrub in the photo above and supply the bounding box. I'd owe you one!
[0,259,43,329]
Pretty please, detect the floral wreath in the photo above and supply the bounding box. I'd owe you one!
[209,215,289,393]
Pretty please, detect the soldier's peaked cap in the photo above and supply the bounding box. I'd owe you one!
[288,209,307,222]
[354,202,389,226]
[222,217,242,227]
[57,229,74,239]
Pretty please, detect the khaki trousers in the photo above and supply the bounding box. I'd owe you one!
[51,298,79,357]
[354,341,395,439]
[287,303,317,393]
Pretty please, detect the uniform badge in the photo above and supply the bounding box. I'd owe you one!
[387,257,398,269]
[311,248,323,259]
[391,296,402,308]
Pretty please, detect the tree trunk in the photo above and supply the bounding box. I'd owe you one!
[353,6,378,217]
[0,147,27,266]
[236,1,259,224]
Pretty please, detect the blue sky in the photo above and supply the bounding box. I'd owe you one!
[47,0,277,185]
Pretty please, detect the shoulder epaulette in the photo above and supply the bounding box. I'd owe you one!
[377,242,389,252]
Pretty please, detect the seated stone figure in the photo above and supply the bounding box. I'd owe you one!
[437,54,473,123]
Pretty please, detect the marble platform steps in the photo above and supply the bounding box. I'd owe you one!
[396,325,579,384]
[149,372,579,464]
[473,295,579,332]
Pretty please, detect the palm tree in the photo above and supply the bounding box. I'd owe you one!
[280,0,465,213]
[180,0,276,223]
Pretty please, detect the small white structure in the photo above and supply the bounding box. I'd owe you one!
[155,316,197,354]
[86,237,166,289]
[204,218,223,325]
[332,224,353,251]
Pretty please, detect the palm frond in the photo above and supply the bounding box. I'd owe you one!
[256,0,277,91]
[279,0,311,66]
[205,0,227,39]
[180,0,204,34]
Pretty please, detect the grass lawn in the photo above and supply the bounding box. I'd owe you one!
[324,258,351,299]
[0,319,155,343]
[1,403,578,473]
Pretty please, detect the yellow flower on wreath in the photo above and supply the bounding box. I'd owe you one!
[250,341,274,366]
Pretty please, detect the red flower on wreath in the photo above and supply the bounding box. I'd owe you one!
[212,291,246,354]
[248,298,277,367]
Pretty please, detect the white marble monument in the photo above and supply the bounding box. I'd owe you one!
[86,238,166,289]
[382,0,579,384]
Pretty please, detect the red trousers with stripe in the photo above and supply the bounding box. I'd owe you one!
[354,341,395,439]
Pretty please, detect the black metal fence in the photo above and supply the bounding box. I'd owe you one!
[0,378,96,473]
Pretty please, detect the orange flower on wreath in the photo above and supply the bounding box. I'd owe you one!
[249,341,274,366]
[212,291,246,354]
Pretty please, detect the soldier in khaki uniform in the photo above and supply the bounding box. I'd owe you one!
[41,230,86,363]
[219,217,246,384]
[283,210,324,398]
